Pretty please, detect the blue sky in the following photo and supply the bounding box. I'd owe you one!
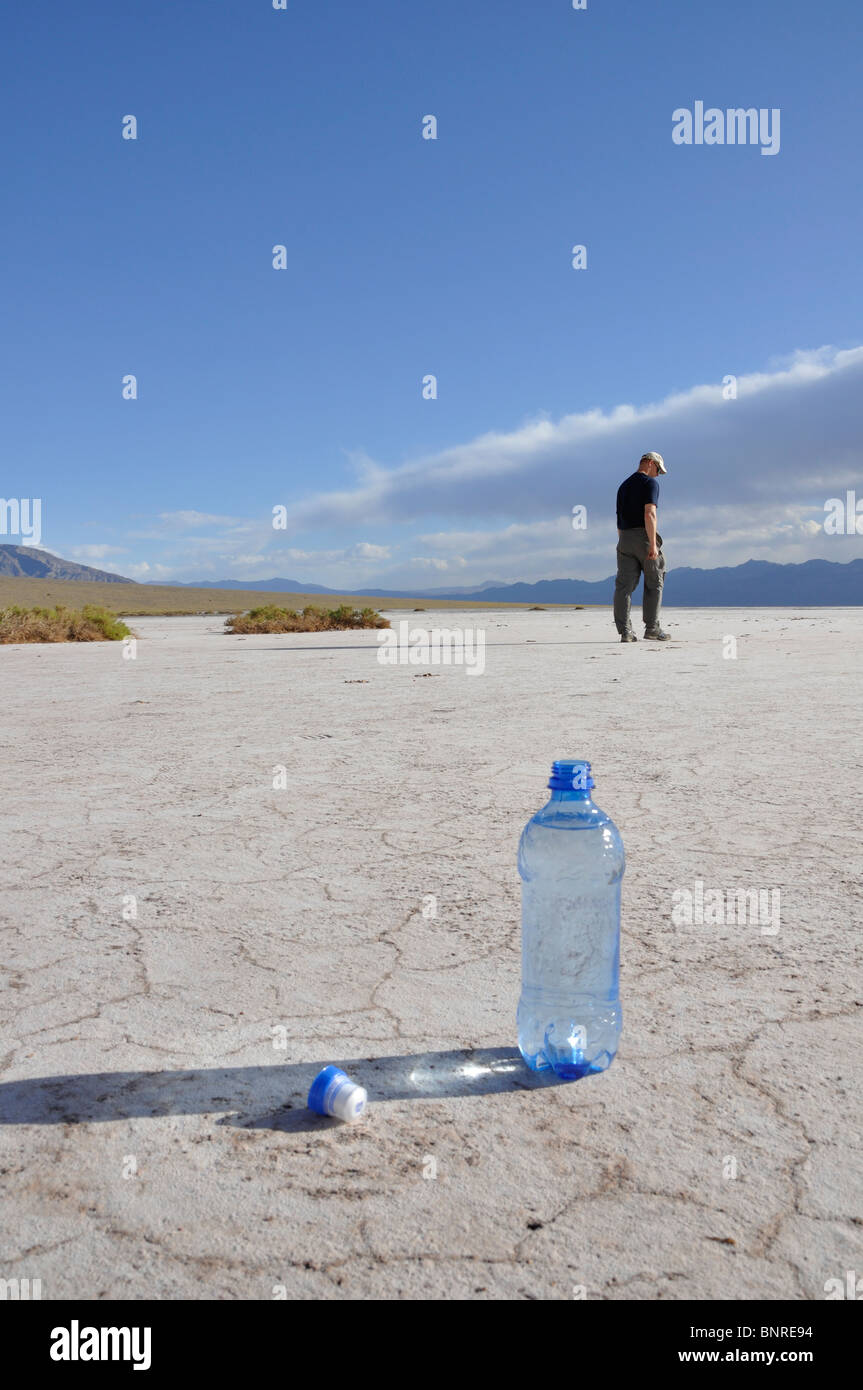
[1,0,861,586]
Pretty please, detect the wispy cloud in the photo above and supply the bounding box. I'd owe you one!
[119,560,177,580]
[275,346,863,536]
[67,544,128,561]
[220,542,391,570]
[158,511,245,529]
[411,555,468,571]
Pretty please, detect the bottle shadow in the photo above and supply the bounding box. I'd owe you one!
[0,1047,568,1133]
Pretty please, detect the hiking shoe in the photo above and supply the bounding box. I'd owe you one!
[644,627,671,641]
[619,630,638,642]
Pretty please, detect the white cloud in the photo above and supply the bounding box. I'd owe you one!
[405,503,851,581]
[272,346,863,539]
[68,544,127,560]
[346,542,390,560]
[411,557,450,571]
[108,346,863,584]
[410,555,469,571]
[158,511,243,529]
[217,542,391,569]
[122,561,151,578]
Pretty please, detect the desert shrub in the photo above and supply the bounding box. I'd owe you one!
[0,604,131,643]
[226,604,390,634]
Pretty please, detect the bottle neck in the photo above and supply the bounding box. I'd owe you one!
[537,789,607,826]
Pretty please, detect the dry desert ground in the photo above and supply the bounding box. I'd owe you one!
[1,607,861,1300]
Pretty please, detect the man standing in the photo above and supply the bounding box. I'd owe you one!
[614,451,671,642]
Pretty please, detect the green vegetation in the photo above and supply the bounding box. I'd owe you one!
[0,604,132,644]
[226,604,391,634]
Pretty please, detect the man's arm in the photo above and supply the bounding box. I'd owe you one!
[644,503,658,559]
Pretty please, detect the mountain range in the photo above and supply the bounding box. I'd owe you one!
[2,545,862,605]
[147,558,863,605]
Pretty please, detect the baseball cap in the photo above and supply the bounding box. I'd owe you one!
[641,451,667,474]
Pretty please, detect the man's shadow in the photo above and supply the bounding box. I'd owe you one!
[0,1048,568,1133]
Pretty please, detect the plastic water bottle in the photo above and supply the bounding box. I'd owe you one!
[517,759,624,1079]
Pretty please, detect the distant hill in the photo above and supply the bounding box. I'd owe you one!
[6,546,863,604]
[0,545,133,583]
[154,577,511,597]
[148,577,334,593]
[159,557,863,606]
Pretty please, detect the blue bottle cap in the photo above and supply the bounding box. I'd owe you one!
[307,1065,367,1123]
[307,1065,344,1115]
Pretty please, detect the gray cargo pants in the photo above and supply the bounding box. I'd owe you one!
[613,527,666,633]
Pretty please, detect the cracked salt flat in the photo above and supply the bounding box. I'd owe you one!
[0,608,861,1300]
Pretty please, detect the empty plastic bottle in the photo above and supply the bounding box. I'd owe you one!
[517,759,624,1079]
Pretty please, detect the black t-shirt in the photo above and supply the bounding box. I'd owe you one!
[616,471,659,529]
